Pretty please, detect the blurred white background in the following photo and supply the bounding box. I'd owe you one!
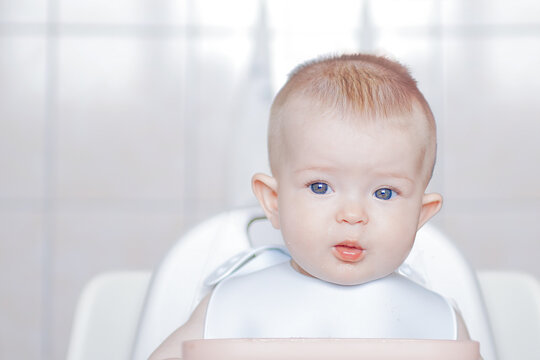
[1,0,540,358]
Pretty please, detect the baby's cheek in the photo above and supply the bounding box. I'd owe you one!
[390,238,415,265]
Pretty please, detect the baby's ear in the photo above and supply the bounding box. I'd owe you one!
[417,193,443,230]
[251,173,280,229]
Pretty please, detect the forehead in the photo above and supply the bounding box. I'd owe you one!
[281,95,429,147]
[276,97,434,181]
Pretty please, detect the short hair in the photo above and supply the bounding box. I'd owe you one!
[268,53,437,181]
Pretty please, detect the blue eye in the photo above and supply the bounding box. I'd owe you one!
[374,188,395,200]
[310,182,332,195]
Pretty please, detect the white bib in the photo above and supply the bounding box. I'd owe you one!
[204,261,457,340]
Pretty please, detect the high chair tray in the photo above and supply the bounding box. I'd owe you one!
[182,338,480,360]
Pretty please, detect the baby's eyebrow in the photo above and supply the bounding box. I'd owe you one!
[293,167,416,186]
[375,172,415,185]
[293,166,338,174]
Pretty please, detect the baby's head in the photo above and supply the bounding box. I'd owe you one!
[253,54,443,285]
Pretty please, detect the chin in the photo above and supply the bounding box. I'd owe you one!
[325,277,368,286]
[320,271,390,286]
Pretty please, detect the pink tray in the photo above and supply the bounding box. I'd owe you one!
[183,338,480,360]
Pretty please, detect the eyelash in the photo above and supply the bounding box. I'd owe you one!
[306,180,333,195]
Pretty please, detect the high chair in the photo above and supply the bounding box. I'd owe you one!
[66,207,540,360]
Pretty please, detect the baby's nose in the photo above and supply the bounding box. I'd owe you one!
[336,202,368,225]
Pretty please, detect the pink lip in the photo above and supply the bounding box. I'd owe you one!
[333,241,365,262]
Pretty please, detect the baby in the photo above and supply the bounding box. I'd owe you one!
[150,53,471,359]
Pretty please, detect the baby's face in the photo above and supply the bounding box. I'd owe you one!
[273,98,436,285]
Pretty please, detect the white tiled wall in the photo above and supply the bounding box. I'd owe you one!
[1,1,540,359]
[0,211,44,359]
[55,36,187,201]
[440,32,540,273]
[0,36,47,199]
[57,0,188,25]
[0,0,47,23]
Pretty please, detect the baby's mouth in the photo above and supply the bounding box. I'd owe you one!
[333,241,365,262]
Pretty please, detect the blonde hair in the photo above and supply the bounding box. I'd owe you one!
[268,53,437,179]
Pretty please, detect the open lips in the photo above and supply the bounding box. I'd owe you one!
[333,241,365,262]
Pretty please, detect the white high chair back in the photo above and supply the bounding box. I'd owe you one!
[131,207,497,360]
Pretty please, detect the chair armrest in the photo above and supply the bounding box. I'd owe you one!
[66,271,151,360]
[478,271,540,360]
